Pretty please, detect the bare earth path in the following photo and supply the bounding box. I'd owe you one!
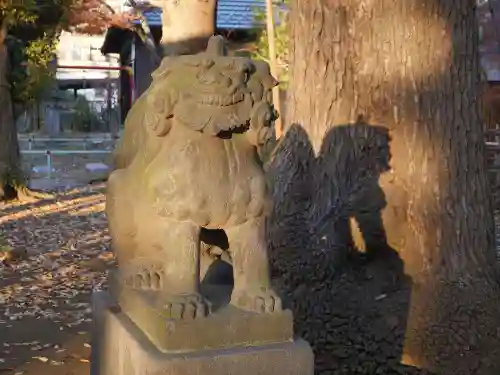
[0,184,113,375]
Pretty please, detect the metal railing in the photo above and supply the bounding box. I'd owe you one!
[20,135,118,178]
[19,134,119,151]
[19,129,500,180]
[21,149,113,179]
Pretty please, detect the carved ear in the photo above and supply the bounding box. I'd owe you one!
[162,91,176,119]
[148,92,176,137]
[252,60,279,90]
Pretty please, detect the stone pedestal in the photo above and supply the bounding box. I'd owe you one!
[91,291,314,375]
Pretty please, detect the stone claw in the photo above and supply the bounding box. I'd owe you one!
[127,270,163,291]
[162,294,211,320]
[230,288,282,313]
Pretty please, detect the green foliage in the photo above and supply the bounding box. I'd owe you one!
[251,0,290,87]
[72,95,100,132]
[7,34,57,106]
[0,1,38,25]
[2,1,67,111]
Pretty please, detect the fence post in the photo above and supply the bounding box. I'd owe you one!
[46,150,52,179]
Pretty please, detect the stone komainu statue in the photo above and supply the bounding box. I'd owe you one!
[106,36,282,325]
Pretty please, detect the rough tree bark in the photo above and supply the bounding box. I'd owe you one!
[150,0,217,56]
[0,18,52,201]
[269,1,500,375]
[0,18,22,200]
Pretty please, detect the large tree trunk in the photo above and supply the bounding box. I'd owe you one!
[0,20,23,200]
[0,20,50,201]
[269,1,500,374]
[151,0,217,56]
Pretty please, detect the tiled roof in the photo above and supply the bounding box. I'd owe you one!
[217,0,266,29]
[133,0,267,30]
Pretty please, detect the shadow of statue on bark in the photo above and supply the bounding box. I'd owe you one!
[267,122,431,375]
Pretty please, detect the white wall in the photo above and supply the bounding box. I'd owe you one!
[56,31,120,81]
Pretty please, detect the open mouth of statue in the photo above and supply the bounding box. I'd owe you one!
[196,92,245,107]
[175,89,254,135]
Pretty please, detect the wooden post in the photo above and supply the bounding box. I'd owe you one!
[265,0,283,139]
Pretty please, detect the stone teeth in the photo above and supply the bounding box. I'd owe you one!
[198,92,244,106]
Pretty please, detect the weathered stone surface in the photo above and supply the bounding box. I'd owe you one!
[108,273,294,352]
[105,35,285,347]
[96,36,314,375]
[91,291,314,375]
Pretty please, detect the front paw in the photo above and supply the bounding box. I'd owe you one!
[230,288,282,313]
[162,293,212,320]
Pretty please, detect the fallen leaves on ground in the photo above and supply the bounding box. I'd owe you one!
[0,184,113,374]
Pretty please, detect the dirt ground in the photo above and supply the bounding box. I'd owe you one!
[0,185,112,375]
[0,135,113,374]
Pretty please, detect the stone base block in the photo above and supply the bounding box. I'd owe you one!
[116,287,294,352]
[91,291,314,375]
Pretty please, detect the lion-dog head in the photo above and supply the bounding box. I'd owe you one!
[143,35,279,146]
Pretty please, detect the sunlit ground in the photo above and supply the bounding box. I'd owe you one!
[0,184,114,374]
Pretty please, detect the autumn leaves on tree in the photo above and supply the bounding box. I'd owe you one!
[66,0,139,34]
[0,0,140,200]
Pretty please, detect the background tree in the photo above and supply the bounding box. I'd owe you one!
[65,0,138,34]
[148,0,217,55]
[269,1,500,374]
[0,1,45,200]
[0,0,139,201]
